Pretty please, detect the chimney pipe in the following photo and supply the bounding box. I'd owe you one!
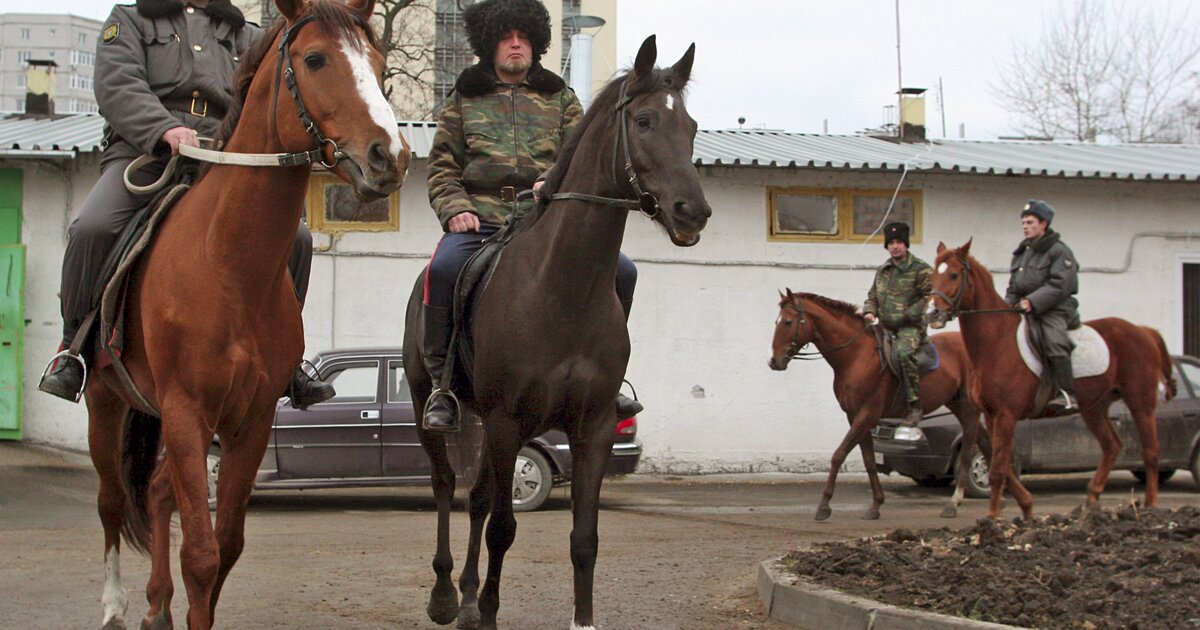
[25,60,58,117]
[898,87,926,142]
[568,32,594,110]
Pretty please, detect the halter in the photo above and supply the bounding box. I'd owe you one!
[271,14,351,170]
[778,298,873,360]
[542,80,662,217]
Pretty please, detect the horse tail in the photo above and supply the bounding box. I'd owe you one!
[120,409,161,554]
[1146,327,1177,401]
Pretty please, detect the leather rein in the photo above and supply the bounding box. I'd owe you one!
[780,299,873,361]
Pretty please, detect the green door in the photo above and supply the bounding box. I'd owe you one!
[0,169,23,440]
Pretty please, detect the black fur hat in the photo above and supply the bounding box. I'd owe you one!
[883,222,910,248]
[464,0,552,66]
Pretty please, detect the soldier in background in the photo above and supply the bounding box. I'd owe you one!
[39,0,333,407]
[1005,200,1081,413]
[863,222,933,427]
[421,0,640,431]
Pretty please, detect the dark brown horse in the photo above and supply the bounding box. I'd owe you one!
[403,36,709,630]
[928,240,1176,519]
[768,289,1011,520]
[83,1,409,628]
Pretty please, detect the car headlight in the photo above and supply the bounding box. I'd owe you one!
[890,426,927,442]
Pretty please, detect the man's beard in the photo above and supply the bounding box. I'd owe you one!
[497,57,531,76]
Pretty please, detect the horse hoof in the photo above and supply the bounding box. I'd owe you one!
[862,507,880,520]
[941,505,958,519]
[139,610,171,630]
[455,604,481,629]
[101,618,128,630]
[426,592,460,626]
[814,505,832,521]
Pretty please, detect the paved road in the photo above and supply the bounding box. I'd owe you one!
[3,442,1198,629]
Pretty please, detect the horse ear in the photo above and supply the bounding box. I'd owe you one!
[669,43,696,87]
[345,0,376,20]
[629,35,658,86]
[936,241,947,255]
[275,0,303,21]
[961,238,973,255]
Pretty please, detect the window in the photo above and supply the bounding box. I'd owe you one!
[69,74,94,91]
[17,76,26,88]
[320,361,380,405]
[1185,263,1200,357]
[17,51,32,64]
[71,50,95,67]
[767,187,922,243]
[305,171,400,233]
[20,29,30,40]
[78,32,87,45]
[387,361,412,403]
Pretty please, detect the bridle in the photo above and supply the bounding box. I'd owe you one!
[540,80,662,218]
[778,298,873,361]
[931,255,1021,322]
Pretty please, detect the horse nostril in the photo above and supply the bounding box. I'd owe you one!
[368,142,392,172]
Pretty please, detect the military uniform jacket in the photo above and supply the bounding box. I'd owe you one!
[863,253,933,331]
[427,62,583,230]
[1004,229,1080,322]
[95,0,260,167]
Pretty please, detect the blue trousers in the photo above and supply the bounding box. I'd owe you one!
[424,227,637,317]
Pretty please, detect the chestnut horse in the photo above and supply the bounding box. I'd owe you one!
[83,1,408,628]
[403,36,710,629]
[928,240,1176,519]
[768,289,1015,520]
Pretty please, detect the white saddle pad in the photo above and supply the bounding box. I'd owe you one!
[1016,320,1110,379]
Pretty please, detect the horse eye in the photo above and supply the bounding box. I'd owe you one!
[635,116,652,130]
[949,273,959,280]
[782,319,792,326]
[304,53,326,70]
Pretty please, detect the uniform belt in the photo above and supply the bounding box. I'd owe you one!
[465,185,519,203]
[162,96,221,118]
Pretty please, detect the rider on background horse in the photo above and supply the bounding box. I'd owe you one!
[38,0,333,407]
[1005,199,1081,413]
[421,0,641,431]
[863,221,932,427]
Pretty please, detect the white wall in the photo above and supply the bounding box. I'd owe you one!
[17,156,1200,472]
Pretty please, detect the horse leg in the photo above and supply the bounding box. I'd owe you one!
[943,404,980,519]
[85,382,131,630]
[159,410,220,630]
[1079,402,1123,508]
[815,409,873,521]
[477,423,522,630]
[565,416,618,630]
[142,466,176,630]
[1126,397,1162,507]
[856,434,885,520]
[414,428,464,626]
[456,451,493,629]
[985,411,1020,520]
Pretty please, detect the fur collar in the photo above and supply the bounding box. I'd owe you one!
[1014,229,1061,256]
[136,0,246,28]
[454,62,566,98]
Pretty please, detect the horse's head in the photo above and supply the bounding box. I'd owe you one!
[620,35,711,246]
[272,0,411,200]
[768,289,815,371]
[928,239,975,329]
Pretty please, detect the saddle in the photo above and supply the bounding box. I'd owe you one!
[874,327,939,418]
[1017,316,1109,416]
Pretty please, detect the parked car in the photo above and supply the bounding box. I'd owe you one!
[207,347,642,512]
[872,355,1200,498]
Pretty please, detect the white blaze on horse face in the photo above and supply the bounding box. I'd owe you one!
[937,262,948,274]
[665,93,675,111]
[340,37,405,159]
[101,548,129,626]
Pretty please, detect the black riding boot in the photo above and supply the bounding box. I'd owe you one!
[289,366,335,409]
[39,352,86,402]
[422,304,459,432]
[1047,357,1079,414]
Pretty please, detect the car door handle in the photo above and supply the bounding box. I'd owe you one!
[361,410,380,420]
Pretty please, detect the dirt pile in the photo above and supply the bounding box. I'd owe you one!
[783,504,1200,629]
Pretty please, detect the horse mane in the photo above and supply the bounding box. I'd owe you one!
[785,292,864,320]
[198,1,380,181]
[514,62,689,231]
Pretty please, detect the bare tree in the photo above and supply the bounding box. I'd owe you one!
[992,0,1200,143]
[375,0,437,120]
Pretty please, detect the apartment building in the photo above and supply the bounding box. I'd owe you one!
[0,13,102,114]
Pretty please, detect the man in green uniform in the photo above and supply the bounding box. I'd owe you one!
[863,222,932,427]
[420,0,640,431]
[1005,199,1081,413]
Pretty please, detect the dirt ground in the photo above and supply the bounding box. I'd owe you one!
[3,441,1199,629]
[784,503,1200,630]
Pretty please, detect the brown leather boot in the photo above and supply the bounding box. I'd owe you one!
[900,403,923,428]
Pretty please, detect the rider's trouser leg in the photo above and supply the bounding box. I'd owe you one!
[284,221,335,407]
[615,252,644,418]
[895,328,924,426]
[1039,312,1078,411]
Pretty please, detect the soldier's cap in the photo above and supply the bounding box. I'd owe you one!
[882,221,910,248]
[464,0,552,67]
[1021,199,1055,225]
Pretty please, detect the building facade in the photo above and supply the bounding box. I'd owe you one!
[0,14,101,114]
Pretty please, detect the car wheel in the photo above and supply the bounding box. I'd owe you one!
[512,446,553,513]
[1132,468,1176,486]
[962,451,992,499]
[207,444,220,511]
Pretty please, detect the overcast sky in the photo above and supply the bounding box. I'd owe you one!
[13,0,1196,139]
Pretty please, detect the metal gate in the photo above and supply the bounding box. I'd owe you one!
[0,168,23,440]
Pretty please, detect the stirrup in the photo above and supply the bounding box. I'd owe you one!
[422,387,461,432]
[39,350,89,403]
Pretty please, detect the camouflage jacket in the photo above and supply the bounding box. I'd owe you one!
[863,253,933,331]
[427,62,582,230]
[95,0,259,167]
[1005,229,1080,322]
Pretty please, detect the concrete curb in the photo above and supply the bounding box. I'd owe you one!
[758,559,1024,630]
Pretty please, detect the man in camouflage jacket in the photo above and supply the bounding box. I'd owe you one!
[1005,199,1081,413]
[420,0,639,431]
[863,222,933,427]
[39,0,332,407]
